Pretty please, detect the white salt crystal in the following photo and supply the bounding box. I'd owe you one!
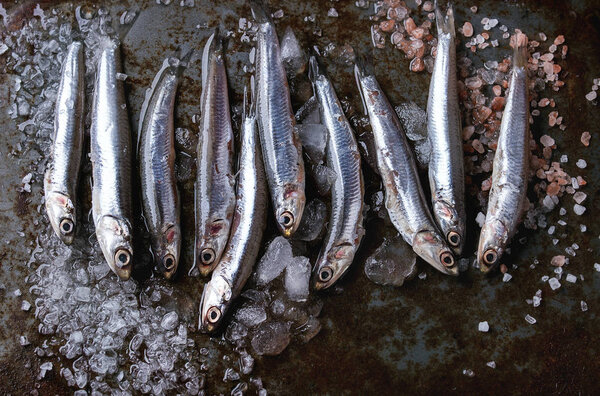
[573,204,586,216]
[533,295,541,307]
[13,289,21,296]
[327,8,338,17]
[557,220,567,226]
[565,274,577,283]
[560,154,568,163]
[21,300,31,311]
[525,314,537,324]
[586,91,597,101]
[19,335,30,346]
[541,275,549,282]
[486,361,496,369]
[478,321,490,332]
[548,277,561,290]
[559,207,567,216]
[576,159,587,168]
[418,272,427,280]
[580,224,587,232]
[502,273,512,282]
[573,192,587,204]
[581,301,588,312]
[594,263,600,272]
[462,369,475,377]
[547,226,555,235]
[475,212,486,227]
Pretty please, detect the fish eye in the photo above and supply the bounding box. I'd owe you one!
[440,252,455,267]
[279,211,294,228]
[114,249,131,268]
[447,231,460,247]
[59,218,74,235]
[163,254,176,270]
[207,306,221,324]
[200,248,215,265]
[483,249,498,266]
[319,266,333,282]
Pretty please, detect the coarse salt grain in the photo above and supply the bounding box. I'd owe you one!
[475,212,486,227]
[586,91,597,101]
[565,274,577,283]
[486,361,496,369]
[594,263,600,272]
[573,204,586,215]
[502,273,512,282]
[576,159,587,168]
[581,301,588,311]
[548,277,561,290]
[478,321,490,332]
[525,314,537,324]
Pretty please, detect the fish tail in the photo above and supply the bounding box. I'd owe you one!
[435,1,455,37]
[249,0,271,23]
[307,55,321,84]
[243,76,256,120]
[511,32,529,68]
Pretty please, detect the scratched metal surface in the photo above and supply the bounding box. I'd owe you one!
[0,0,599,394]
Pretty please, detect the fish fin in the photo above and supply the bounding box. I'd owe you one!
[249,0,271,24]
[434,1,455,37]
[510,31,529,68]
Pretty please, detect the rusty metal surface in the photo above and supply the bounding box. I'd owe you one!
[0,0,599,394]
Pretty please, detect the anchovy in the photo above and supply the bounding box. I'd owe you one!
[308,57,365,289]
[477,34,530,272]
[354,57,458,276]
[44,41,84,245]
[251,1,305,237]
[90,39,134,280]
[139,55,187,280]
[200,86,267,333]
[427,3,466,254]
[195,30,236,276]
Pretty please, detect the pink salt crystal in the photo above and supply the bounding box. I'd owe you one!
[412,27,425,39]
[410,57,425,72]
[462,126,475,140]
[540,53,554,62]
[554,35,565,45]
[473,107,492,124]
[465,76,483,89]
[551,255,566,267]
[423,1,434,12]
[548,111,558,127]
[540,135,555,147]
[472,139,485,154]
[580,131,590,146]
[493,85,502,96]
[539,98,550,107]
[404,17,416,34]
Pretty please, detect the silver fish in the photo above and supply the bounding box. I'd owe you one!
[251,1,305,237]
[427,3,465,254]
[199,85,267,333]
[477,34,530,272]
[139,56,187,280]
[308,57,365,289]
[90,39,134,280]
[354,57,458,276]
[44,41,84,245]
[195,30,236,276]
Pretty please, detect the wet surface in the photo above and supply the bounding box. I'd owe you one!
[0,0,599,394]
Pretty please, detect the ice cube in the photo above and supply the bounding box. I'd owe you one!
[235,305,267,328]
[255,237,293,286]
[160,311,179,330]
[73,286,91,302]
[238,350,254,375]
[297,123,327,164]
[251,321,291,356]
[280,26,307,76]
[294,199,327,241]
[395,102,428,142]
[310,163,336,195]
[364,234,417,287]
[296,316,321,343]
[284,256,311,302]
[478,321,490,332]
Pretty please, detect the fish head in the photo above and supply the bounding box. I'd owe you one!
[312,242,356,290]
[199,274,231,333]
[155,224,181,280]
[196,219,230,276]
[45,190,76,245]
[275,184,305,238]
[413,230,458,276]
[95,215,133,280]
[477,217,509,273]
[433,199,465,255]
